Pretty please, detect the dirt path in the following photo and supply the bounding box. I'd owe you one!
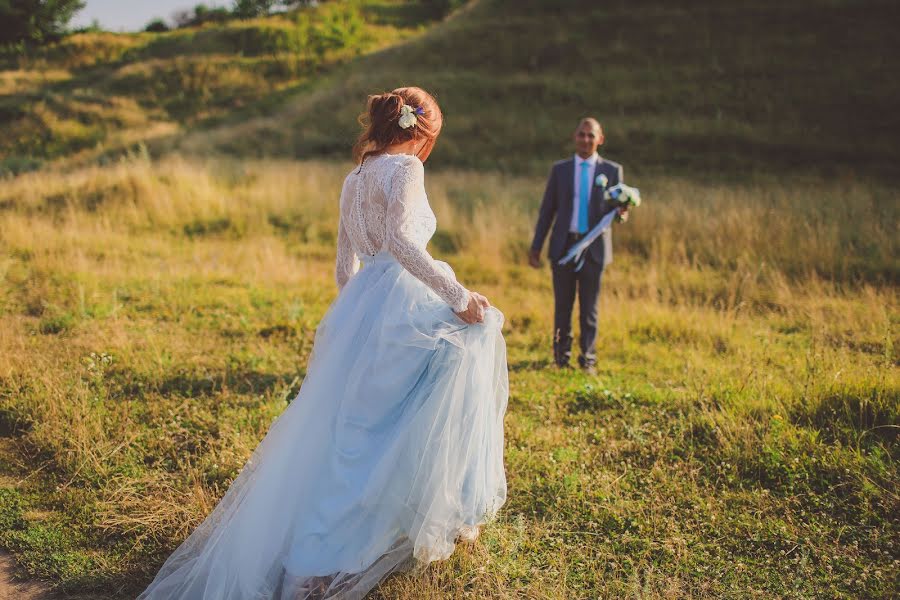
[0,550,54,600]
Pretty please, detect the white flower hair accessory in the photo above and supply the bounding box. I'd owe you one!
[398,104,425,129]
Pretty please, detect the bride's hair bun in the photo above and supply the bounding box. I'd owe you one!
[369,92,403,116]
[353,87,443,164]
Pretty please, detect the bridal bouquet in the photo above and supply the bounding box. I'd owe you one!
[558,182,642,271]
[605,182,641,220]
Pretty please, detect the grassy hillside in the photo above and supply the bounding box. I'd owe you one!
[3,0,899,179]
[0,157,896,598]
[0,0,446,174]
[174,0,900,177]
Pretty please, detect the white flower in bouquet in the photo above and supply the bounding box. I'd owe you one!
[624,185,641,207]
[604,182,641,207]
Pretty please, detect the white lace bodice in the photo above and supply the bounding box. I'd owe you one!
[335,153,471,312]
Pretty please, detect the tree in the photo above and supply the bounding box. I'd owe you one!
[0,0,86,46]
[232,0,317,19]
[144,18,169,33]
[232,0,278,19]
[173,4,230,28]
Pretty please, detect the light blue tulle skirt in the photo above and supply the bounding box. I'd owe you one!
[137,250,509,599]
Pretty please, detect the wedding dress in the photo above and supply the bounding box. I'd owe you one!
[137,152,509,600]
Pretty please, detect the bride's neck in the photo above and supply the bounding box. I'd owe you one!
[382,139,419,156]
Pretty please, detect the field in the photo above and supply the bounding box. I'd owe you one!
[0,156,896,598]
[1,0,899,597]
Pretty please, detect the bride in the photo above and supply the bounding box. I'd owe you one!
[137,86,509,599]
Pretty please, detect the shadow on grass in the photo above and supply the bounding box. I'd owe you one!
[0,409,32,438]
[793,388,899,453]
[508,358,550,372]
[116,368,304,400]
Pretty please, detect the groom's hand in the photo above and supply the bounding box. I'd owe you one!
[616,205,629,223]
[528,249,542,269]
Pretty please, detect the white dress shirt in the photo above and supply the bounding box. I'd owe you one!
[569,152,600,233]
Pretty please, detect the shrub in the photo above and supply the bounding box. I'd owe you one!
[144,19,170,33]
[0,156,43,177]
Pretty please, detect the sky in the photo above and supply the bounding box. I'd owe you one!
[71,0,230,32]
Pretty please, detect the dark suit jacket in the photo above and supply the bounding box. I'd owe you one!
[530,156,623,267]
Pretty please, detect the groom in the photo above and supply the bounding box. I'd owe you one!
[528,117,627,374]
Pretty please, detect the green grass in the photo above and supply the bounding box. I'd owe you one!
[0,0,443,173]
[4,0,900,180]
[0,157,896,598]
[171,0,900,179]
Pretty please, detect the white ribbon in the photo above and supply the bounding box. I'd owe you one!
[557,208,619,271]
[555,182,641,271]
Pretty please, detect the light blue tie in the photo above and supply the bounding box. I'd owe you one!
[578,160,590,233]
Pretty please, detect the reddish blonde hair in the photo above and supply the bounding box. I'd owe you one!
[352,86,443,164]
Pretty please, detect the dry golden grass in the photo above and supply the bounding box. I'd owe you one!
[0,156,896,598]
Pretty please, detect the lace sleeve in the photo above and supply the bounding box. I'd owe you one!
[335,214,360,291]
[335,178,360,291]
[385,157,470,313]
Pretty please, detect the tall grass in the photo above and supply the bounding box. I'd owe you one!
[0,156,896,597]
[3,155,894,294]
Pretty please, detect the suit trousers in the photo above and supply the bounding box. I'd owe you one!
[551,232,604,367]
